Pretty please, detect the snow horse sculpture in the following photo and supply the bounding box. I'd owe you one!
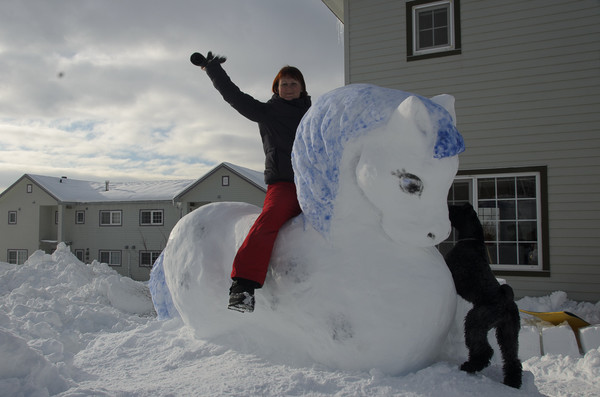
[150,84,465,375]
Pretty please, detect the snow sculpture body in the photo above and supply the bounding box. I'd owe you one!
[150,84,465,375]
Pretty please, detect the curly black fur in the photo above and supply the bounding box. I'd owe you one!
[445,203,522,388]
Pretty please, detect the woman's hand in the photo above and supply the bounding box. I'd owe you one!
[190,51,226,70]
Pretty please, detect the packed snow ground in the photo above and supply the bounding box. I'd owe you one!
[1,244,599,396]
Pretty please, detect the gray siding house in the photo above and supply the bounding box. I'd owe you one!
[0,162,266,281]
[323,0,599,301]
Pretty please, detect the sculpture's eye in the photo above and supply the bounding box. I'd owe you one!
[392,169,423,196]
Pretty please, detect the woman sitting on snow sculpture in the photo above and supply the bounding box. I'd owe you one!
[190,51,311,312]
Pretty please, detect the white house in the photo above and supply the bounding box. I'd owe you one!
[0,162,266,281]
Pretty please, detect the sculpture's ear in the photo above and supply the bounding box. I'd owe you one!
[396,95,433,135]
[430,94,456,125]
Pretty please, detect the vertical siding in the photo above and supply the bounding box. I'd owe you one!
[346,0,600,301]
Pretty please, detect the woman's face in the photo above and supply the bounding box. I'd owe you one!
[278,77,302,100]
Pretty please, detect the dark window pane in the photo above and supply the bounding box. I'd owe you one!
[433,9,448,27]
[434,27,448,46]
[498,243,517,264]
[419,11,433,29]
[499,221,516,241]
[453,181,470,201]
[520,243,538,265]
[141,212,151,224]
[518,221,537,241]
[499,200,516,219]
[478,178,496,199]
[419,30,433,48]
[517,176,536,198]
[497,177,515,199]
[518,200,537,219]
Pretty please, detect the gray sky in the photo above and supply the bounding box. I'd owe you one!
[0,0,344,192]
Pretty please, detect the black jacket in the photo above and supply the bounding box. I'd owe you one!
[205,63,311,184]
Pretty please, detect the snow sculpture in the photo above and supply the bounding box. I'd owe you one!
[150,84,465,375]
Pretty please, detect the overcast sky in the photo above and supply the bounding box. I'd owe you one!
[0,0,344,192]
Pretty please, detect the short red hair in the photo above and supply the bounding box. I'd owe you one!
[272,66,307,97]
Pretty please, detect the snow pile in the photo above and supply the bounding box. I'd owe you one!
[1,244,599,395]
[0,243,154,396]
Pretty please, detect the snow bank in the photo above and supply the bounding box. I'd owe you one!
[1,244,599,395]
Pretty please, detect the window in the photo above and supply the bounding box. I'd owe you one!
[27,184,32,193]
[439,167,548,274]
[100,210,122,226]
[140,251,162,267]
[74,249,85,262]
[7,249,28,265]
[406,0,461,60]
[76,210,85,224]
[222,175,230,186]
[99,250,121,266]
[8,211,17,224]
[140,210,163,226]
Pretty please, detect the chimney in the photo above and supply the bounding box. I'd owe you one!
[105,180,109,191]
[60,176,67,183]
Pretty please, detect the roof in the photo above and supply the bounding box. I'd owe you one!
[26,174,195,203]
[0,162,266,204]
[174,162,267,200]
[322,0,343,23]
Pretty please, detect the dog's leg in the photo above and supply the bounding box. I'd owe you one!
[461,305,494,373]
[496,302,523,388]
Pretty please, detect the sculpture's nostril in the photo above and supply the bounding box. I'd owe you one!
[427,232,435,239]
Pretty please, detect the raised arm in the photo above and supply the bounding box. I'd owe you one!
[190,51,267,122]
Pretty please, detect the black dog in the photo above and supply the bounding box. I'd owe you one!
[445,203,522,388]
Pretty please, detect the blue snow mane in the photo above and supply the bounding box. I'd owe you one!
[292,84,465,236]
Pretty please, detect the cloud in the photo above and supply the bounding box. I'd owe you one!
[0,0,344,191]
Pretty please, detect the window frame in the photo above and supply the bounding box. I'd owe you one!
[99,250,122,266]
[8,211,17,225]
[441,166,549,277]
[406,0,461,61]
[75,210,85,224]
[7,249,28,265]
[139,209,164,226]
[99,210,122,226]
[222,175,230,186]
[74,249,85,262]
[27,184,33,193]
[140,251,162,267]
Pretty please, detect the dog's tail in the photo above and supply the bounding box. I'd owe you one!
[499,284,515,303]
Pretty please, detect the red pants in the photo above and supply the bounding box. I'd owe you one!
[231,182,301,286]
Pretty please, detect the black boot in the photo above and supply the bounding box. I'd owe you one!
[228,278,260,313]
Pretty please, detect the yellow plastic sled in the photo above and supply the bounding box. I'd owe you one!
[519,309,590,330]
[520,309,591,351]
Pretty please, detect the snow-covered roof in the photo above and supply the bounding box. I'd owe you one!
[12,162,266,204]
[27,174,195,203]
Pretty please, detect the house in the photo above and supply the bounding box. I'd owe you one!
[0,162,266,281]
[322,0,600,301]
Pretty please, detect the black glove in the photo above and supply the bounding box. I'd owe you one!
[190,51,226,68]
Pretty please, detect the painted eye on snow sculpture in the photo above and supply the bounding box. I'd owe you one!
[392,169,424,196]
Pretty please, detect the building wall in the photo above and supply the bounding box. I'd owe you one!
[60,201,181,281]
[179,166,266,213]
[0,176,58,262]
[344,0,600,301]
